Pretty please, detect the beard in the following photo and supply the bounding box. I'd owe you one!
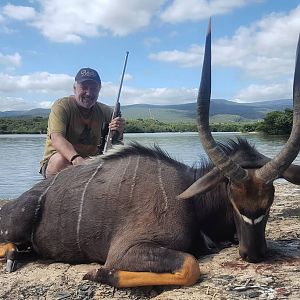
[77,96,97,109]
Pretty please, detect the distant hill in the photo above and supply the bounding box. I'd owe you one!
[0,99,292,123]
[0,108,50,118]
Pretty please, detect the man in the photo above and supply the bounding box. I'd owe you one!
[40,67,125,178]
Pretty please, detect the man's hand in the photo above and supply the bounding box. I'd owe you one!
[109,117,125,134]
[71,156,88,166]
[50,133,90,167]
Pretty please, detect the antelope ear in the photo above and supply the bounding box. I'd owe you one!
[177,167,225,200]
[281,163,300,185]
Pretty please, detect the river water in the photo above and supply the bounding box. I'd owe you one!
[0,132,299,199]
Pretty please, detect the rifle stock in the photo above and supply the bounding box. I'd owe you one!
[103,51,129,153]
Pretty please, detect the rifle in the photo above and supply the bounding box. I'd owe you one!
[102,51,129,153]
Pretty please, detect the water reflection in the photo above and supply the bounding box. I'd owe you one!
[126,132,297,166]
[0,133,299,199]
[0,134,45,199]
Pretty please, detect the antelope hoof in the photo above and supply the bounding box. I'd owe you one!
[6,259,18,272]
[83,269,98,281]
[83,268,118,286]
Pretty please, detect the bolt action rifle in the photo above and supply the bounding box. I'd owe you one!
[101,51,129,154]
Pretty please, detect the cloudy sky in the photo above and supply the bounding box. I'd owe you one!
[0,0,299,111]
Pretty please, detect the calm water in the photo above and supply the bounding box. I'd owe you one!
[0,132,299,199]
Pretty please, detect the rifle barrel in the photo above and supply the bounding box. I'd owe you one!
[103,51,129,153]
[115,51,129,106]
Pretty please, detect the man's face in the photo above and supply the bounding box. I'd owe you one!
[74,80,101,109]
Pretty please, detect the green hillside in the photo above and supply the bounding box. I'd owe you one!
[121,105,195,122]
[209,114,256,123]
[0,99,292,123]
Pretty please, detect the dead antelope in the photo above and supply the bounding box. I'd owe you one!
[0,21,300,287]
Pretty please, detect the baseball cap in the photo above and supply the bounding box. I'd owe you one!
[75,67,101,84]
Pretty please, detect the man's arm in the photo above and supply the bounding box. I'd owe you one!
[51,133,85,165]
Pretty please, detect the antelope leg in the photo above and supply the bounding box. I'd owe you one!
[0,242,16,258]
[0,243,17,272]
[83,244,200,287]
[0,242,35,272]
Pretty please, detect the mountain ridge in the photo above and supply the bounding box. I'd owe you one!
[0,99,293,122]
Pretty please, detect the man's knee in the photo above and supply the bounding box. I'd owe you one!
[46,153,70,177]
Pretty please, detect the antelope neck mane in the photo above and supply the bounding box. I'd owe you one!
[97,142,188,169]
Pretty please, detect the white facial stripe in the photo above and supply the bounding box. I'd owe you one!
[254,215,265,224]
[241,214,265,226]
[229,195,269,226]
[241,214,253,225]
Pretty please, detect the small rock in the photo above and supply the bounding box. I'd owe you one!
[259,276,274,285]
[56,291,72,299]
[248,291,261,298]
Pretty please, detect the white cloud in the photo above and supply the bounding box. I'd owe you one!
[0,72,73,93]
[0,96,52,111]
[213,6,300,78]
[169,31,179,38]
[0,0,267,45]
[0,1,298,107]
[234,80,293,102]
[0,96,29,111]
[0,0,259,43]
[38,101,53,108]
[143,37,161,47]
[0,70,196,109]
[0,71,74,110]
[0,74,198,110]
[0,11,15,34]
[160,0,252,23]
[152,4,300,76]
[29,0,165,43]
[0,52,21,67]
[0,69,197,109]
[101,82,197,105]
[149,44,202,68]
[123,86,197,105]
[3,4,36,21]
[124,73,133,81]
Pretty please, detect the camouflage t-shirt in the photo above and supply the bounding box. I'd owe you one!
[40,96,112,166]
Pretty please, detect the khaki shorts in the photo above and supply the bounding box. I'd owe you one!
[39,158,50,179]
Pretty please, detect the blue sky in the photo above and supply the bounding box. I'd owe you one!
[0,0,299,111]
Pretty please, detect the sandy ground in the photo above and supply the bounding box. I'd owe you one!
[0,181,299,300]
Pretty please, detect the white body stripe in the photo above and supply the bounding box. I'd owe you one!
[31,172,60,243]
[129,156,140,202]
[76,162,103,253]
[157,158,169,215]
[117,157,131,197]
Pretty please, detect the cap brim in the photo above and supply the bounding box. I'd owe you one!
[76,78,101,84]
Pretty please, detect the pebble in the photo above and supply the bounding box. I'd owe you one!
[56,291,72,299]
[248,291,261,298]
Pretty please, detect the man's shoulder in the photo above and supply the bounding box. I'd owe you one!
[96,102,113,115]
[49,96,76,120]
[96,102,112,110]
[53,96,74,107]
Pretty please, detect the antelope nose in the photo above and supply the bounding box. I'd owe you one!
[239,248,266,263]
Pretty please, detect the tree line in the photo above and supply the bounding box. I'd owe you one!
[0,109,293,135]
